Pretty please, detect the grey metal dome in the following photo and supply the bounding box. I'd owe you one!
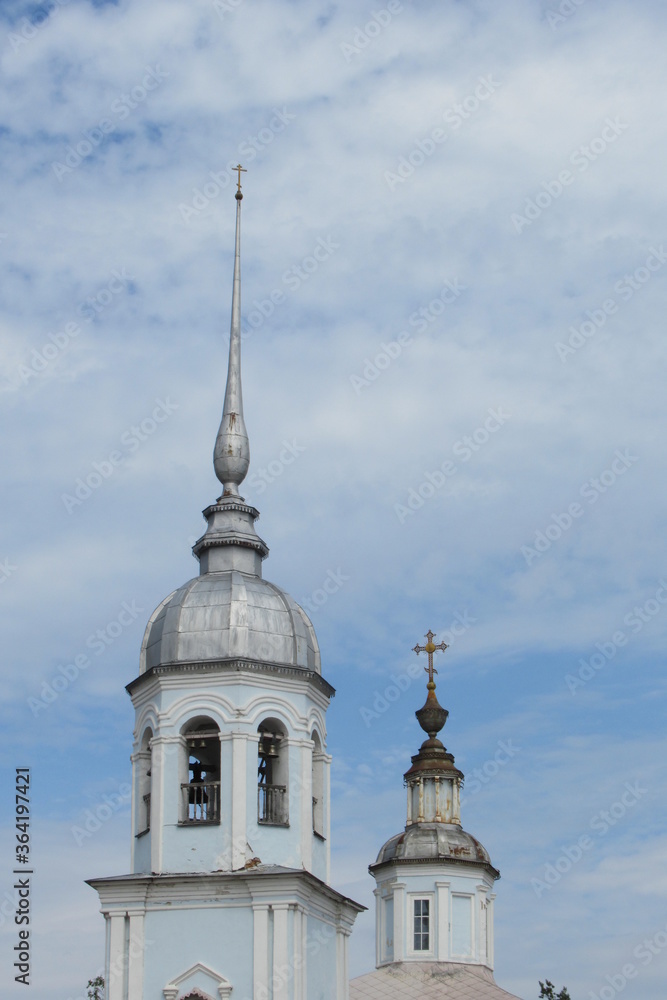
[373,823,498,876]
[140,571,320,674]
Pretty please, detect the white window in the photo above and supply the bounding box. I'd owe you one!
[412,897,431,952]
[451,894,473,957]
[311,730,325,837]
[136,727,152,836]
[382,896,394,962]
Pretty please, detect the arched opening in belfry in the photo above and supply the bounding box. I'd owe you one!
[137,726,153,835]
[311,729,325,837]
[257,718,289,826]
[180,718,221,824]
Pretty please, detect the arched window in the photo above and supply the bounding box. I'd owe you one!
[137,727,153,836]
[257,718,289,826]
[311,729,325,838]
[180,718,221,825]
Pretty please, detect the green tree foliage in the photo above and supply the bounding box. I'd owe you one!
[539,980,571,1000]
[87,977,105,1000]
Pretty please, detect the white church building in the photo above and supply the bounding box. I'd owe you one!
[88,174,523,1000]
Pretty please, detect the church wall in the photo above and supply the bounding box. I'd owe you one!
[143,903,254,999]
[373,863,495,968]
[305,912,341,1000]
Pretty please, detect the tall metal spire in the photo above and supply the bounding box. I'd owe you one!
[214,165,249,498]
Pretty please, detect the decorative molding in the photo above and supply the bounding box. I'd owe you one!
[127,658,335,700]
[163,962,232,1000]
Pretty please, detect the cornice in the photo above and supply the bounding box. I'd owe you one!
[127,658,335,700]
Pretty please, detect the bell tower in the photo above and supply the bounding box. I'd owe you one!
[352,631,502,993]
[88,173,363,1000]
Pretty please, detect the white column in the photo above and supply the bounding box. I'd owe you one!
[148,737,165,872]
[324,753,332,883]
[373,888,381,967]
[129,750,139,868]
[406,782,412,825]
[148,734,181,873]
[273,903,290,1000]
[393,884,406,961]
[435,882,450,960]
[336,928,349,1000]
[487,894,496,969]
[127,910,145,999]
[293,906,307,1000]
[106,913,126,1000]
[300,743,313,872]
[253,904,270,999]
[232,734,247,870]
[476,885,488,964]
[300,906,308,1000]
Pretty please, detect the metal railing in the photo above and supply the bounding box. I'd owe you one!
[180,781,220,823]
[258,784,288,826]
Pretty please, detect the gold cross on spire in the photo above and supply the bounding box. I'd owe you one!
[413,630,448,686]
[234,163,247,194]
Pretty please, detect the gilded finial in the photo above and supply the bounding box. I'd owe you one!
[413,630,449,739]
[235,163,247,200]
[413,629,449,690]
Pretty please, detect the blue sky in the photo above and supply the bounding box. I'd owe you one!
[1,0,667,997]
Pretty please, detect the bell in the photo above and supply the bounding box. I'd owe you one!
[259,735,279,758]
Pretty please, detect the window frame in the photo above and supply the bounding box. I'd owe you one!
[408,893,435,957]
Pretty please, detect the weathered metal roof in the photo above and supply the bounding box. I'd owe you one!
[350,962,522,1000]
[372,823,499,878]
[140,570,320,674]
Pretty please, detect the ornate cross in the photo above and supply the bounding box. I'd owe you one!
[413,630,448,685]
[234,163,247,193]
